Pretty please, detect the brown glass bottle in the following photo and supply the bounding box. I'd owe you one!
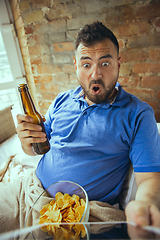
[18,84,50,155]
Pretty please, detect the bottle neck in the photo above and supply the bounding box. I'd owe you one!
[20,89,37,115]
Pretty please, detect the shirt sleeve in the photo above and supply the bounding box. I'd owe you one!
[129,108,160,172]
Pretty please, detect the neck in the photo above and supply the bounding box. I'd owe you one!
[108,87,118,101]
[84,87,118,106]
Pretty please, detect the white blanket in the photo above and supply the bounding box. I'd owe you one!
[0,155,126,238]
[0,156,45,233]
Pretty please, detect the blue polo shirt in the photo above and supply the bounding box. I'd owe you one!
[36,83,160,205]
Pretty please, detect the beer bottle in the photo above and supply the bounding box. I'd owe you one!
[18,84,50,155]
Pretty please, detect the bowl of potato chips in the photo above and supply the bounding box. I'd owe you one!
[25,181,89,239]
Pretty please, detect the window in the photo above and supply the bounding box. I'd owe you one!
[0,0,26,125]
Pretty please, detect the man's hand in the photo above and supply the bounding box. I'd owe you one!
[125,200,160,239]
[125,200,160,227]
[16,114,47,155]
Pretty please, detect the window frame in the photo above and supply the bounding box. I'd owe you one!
[0,0,26,105]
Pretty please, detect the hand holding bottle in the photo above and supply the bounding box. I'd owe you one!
[17,84,50,155]
[16,114,48,156]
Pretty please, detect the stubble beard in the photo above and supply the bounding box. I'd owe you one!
[81,76,119,104]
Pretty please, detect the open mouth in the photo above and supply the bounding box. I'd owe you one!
[91,84,102,95]
[93,86,99,92]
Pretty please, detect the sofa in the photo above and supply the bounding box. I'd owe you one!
[0,105,160,209]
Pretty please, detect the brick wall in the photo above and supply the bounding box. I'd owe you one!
[9,0,160,122]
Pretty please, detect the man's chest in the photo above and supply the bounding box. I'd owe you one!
[50,104,133,154]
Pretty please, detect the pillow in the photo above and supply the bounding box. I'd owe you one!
[0,105,16,144]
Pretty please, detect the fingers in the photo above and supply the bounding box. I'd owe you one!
[16,114,47,150]
[150,205,160,227]
[125,201,160,239]
[16,114,33,124]
[125,201,150,226]
[19,129,46,142]
[127,224,155,239]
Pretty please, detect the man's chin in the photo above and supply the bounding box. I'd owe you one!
[87,94,109,104]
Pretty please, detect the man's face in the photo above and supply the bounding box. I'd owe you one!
[74,39,121,105]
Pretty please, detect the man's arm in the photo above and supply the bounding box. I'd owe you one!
[125,172,160,226]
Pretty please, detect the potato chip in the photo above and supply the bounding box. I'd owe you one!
[39,203,51,215]
[39,192,87,239]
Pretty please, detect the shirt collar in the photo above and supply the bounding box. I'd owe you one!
[72,82,130,108]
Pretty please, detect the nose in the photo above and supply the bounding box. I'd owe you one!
[91,64,102,79]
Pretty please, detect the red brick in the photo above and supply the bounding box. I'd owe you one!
[117,21,150,36]
[34,75,53,84]
[63,64,75,74]
[118,76,139,87]
[139,21,150,35]
[120,62,134,76]
[142,76,160,88]
[31,0,51,8]
[149,50,160,62]
[30,57,43,65]
[19,1,30,11]
[127,33,160,49]
[42,55,52,64]
[38,101,52,111]
[34,22,50,34]
[31,65,37,75]
[41,44,50,55]
[118,39,125,51]
[123,87,155,99]
[23,11,44,25]
[33,76,38,84]
[136,3,160,21]
[157,90,160,100]
[40,83,59,93]
[118,23,139,36]
[32,34,46,45]
[53,42,74,52]
[49,20,66,32]
[120,49,148,63]
[145,100,158,109]
[154,18,160,28]
[40,92,58,101]
[69,74,78,84]
[37,64,61,74]
[119,5,136,22]
[134,63,160,74]
[53,73,69,85]
[28,45,42,56]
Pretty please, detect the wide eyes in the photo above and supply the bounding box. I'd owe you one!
[83,63,90,68]
[82,62,110,68]
[102,62,110,66]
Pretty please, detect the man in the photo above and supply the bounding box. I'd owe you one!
[11,21,160,229]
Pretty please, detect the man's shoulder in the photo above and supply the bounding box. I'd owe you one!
[117,83,152,112]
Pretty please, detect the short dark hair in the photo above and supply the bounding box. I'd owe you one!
[74,21,119,54]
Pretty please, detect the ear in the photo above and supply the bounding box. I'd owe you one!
[73,59,77,70]
[118,57,121,69]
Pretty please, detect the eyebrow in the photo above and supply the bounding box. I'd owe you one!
[80,56,91,61]
[80,54,113,61]
[100,54,113,59]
